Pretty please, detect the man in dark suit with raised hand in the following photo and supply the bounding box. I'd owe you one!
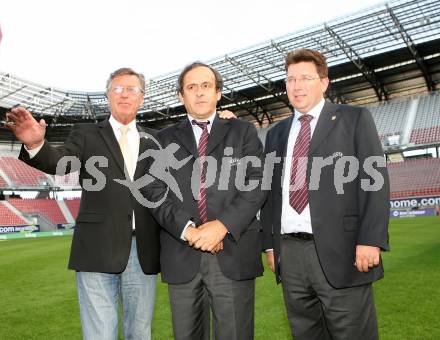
[261,49,390,340]
[7,68,160,340]
[145,62,265,340]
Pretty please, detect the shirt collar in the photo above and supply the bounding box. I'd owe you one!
[187,111,216,126]
[109,115,137,133]
[293,98,325,122]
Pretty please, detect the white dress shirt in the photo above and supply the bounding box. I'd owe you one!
[281,98,325,234]
[187,111,216,146]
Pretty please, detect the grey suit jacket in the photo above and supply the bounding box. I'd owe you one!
[261,102,390,288]
[144,115,266,284]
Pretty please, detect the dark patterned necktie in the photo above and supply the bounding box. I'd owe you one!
[192,120,210,223]
[289,114,312,214]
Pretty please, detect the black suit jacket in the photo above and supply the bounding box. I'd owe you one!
[144,115,266,284]
[261,102,390,288]
[19,119,160,274]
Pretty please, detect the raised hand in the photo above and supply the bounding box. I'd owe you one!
[5,107,46,149]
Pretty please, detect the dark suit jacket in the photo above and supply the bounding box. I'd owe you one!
[144,115,266,284]
[19,119,160,274]
[261,102,390,289]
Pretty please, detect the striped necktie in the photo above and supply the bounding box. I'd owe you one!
[289,114,312,214]
[192,120,210,223]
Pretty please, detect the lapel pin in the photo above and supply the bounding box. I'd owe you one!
[331,115,336,121]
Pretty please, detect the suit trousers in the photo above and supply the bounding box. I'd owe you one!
[280,236,378,340]
[76,237,157,340]
[168,252,255,340]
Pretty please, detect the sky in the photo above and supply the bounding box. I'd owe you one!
[0,0,386,92]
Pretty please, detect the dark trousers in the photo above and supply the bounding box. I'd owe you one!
[168,252,255,340]
[280,235,379,340]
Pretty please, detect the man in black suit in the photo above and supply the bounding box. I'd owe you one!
[145,62,265,340]
[261,49,390,340]
[7,68,160,340]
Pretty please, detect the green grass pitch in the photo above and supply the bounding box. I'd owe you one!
[0,216,439,339]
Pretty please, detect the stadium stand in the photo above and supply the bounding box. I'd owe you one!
[0,157,51,187]
[410,92,440,145]
[7,198,68,225]
[0,155,80,190]
[388,158,440,199]
[54,172,80,188]
[64,198,80,219]
[369,98,411,141]
[0,201,28,226]
[0,174,8,188]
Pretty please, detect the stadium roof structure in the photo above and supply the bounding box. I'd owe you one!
[1,0,440,143]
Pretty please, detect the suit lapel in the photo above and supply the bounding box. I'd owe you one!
[277,116,294,190]
[174,119,199,158]
[134,124,148,179]
[98,119,125,175]
[278,116,294,158]
[310,102,339,154]
[206,115,231,155]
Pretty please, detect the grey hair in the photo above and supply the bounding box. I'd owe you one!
[106,67,146,93]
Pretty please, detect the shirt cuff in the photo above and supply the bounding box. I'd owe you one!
[181,220,195,241]
[24,142,44,158]
[265,249,274,252]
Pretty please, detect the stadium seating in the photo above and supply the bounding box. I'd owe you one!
[388,158,440,199]
[410,92,440,145]
[0,157,50,187]
[369,98,410,138]
[54,172,80,187]
[410,126,440,145]
[7,198,68,224]
[0,202,28,226]
[0,174,7,188]
[64,198,80,219]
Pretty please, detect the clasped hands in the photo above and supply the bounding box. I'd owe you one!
[184,219,228,254]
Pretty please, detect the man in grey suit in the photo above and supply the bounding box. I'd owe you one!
[145,62,265,340]
[261,49,390,340]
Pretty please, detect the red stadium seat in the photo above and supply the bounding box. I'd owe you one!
[0,157,49,187]
[388,158,440,199]
[7,198,68,224]
[0,202,28,226]
[64,198,80,219]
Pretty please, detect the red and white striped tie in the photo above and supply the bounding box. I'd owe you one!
[192,120,209,223]
[289,114,312,214]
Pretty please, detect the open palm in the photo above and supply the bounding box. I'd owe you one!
[6,107,46,148]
